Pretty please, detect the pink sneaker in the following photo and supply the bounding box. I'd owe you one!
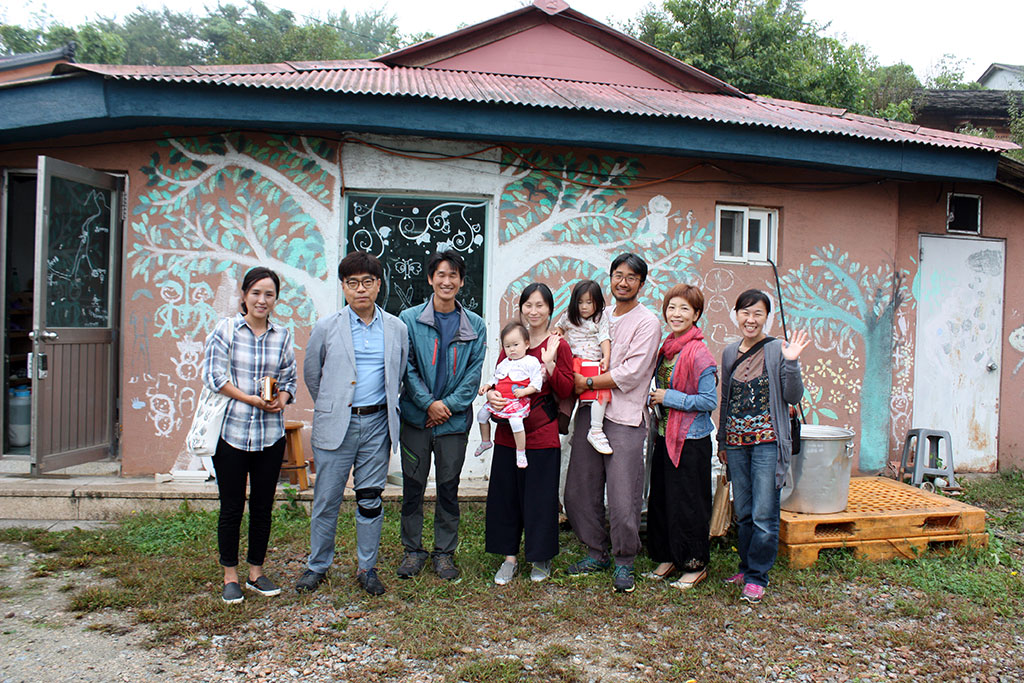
[516,450,528,468]
[740,583,764,604]
[723,572,745,585]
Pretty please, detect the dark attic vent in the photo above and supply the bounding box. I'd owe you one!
[946,193,982,235]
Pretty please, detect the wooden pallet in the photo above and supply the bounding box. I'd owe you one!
[780,532,988,569]
[779,477,986,545]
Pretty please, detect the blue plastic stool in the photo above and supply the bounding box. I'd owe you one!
[897,429,957,489]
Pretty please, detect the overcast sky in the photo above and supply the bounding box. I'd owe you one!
[3,0,1022,81]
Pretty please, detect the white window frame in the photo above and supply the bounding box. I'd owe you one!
[946,192,982,235]
[714,205,778,264]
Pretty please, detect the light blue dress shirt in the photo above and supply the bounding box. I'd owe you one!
[349,306,387,407]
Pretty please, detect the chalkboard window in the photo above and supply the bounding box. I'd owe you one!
[345,194,487,317]
[47,177,112,327]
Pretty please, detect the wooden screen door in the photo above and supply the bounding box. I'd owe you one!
[30,157,122,474]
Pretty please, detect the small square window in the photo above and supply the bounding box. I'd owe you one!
[946,193,981,234]
[715,205,777,264]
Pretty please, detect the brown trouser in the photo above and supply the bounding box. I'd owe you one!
[564,404,646,565]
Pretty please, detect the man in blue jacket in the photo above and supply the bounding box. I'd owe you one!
[397,250,486,582]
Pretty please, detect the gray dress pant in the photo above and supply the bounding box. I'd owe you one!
[307,411,389,573]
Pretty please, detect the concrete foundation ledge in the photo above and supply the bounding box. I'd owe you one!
[0,475,488,521]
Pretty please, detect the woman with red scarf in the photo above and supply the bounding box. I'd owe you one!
[645,284,718,591]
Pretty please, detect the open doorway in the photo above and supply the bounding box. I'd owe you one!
[1,158,124,473]
[2,173,36,456]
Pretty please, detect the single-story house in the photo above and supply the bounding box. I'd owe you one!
[0,0,1021,479]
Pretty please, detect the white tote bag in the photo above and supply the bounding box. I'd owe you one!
[185,321,236,457]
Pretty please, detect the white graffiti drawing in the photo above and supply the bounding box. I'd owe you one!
[1010,325,1024,374]
[172,338,204,381]
[146,374,180,438]
[635,195,677,246]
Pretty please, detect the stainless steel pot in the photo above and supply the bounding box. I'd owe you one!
[780,425,856,514]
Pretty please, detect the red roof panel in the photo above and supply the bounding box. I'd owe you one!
[51,61,1017,153]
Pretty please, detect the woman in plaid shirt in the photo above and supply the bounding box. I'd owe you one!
[202,267,297,604]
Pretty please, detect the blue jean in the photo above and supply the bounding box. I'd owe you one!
[727,442,781,587]
[307,411,390,573]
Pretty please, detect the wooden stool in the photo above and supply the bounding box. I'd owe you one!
[282,420,309,490]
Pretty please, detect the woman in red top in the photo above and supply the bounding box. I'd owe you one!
[485,283,574,585]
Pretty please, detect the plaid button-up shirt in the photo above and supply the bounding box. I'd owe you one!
[202,314,298,451]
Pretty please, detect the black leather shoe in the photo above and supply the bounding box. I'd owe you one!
[295,569,326,594]
[357,568,386,596]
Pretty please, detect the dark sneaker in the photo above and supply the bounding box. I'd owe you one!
[566,556,611,575]
[245,575,281,597]
[432,553,461,582]
[295,569,326,594]
[612,564,635,593]
[221,581,243,604]
[357,568,387,596]
[396,552,428,579]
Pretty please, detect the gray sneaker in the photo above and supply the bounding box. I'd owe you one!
[494,560,517,585]
[432,553,461,582]
[530,560,552,583]
[221,581,243,603]
[245,575,281,597]
[396,552,428,579]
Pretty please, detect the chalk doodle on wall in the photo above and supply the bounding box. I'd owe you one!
[497,150,711,318]
[1011,324,1024,375]
[129,134,341,331]
[775,245,911,473]
[127,134,342,437]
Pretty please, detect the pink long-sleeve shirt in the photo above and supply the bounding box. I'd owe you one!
[606,303,662,427]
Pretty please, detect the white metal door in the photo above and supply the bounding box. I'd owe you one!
[913,234,1004,472]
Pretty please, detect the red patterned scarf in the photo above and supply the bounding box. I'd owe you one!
[659,324,717,467]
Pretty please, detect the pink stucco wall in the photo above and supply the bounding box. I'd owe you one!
[2,130,1022,475]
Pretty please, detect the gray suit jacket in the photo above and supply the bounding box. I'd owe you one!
[304,305,409,452]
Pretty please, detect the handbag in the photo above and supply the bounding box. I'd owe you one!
[790,407,802,456]
[185,320,236,456]
[709,472,732,538]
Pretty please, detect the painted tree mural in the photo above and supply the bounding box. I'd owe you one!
[128,133,339,334]
[497,148,711,318]
[776,244,910,472]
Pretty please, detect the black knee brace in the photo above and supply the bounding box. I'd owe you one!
[355,487,383,519]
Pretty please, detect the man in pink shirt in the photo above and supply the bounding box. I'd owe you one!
[564,253,661,593]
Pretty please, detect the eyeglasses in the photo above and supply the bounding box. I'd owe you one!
[343,277,378,290]
[611,272,642,285]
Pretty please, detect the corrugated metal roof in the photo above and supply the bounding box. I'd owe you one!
[51,61,1017,153]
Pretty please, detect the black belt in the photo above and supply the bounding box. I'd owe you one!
[352,403,387,416]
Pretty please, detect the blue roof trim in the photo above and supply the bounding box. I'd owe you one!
[0,76,999,181]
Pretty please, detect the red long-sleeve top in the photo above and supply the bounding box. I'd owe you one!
[493,335,574,450]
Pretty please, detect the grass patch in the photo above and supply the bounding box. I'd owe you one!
[451,657,525,683]
[0,475,1022,679]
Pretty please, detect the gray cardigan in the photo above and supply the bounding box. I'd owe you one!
[717,338,804,489]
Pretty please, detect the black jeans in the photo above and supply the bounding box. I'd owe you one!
[212,437,285,567]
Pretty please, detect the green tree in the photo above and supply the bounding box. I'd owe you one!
[925,53,983,90]
[864,62,920,122]
[625,0,872,110]
[1,1,404,65]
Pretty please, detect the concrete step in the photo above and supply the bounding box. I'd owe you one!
[0,474,488,522]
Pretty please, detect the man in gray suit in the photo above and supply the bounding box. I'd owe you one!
[295,251,409,596]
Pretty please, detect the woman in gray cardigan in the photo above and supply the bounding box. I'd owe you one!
[718,290,808,604]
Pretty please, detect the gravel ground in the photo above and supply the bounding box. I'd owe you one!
[4,531,1022,683]
[0,542,220,683]
[2,524,1023,682]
